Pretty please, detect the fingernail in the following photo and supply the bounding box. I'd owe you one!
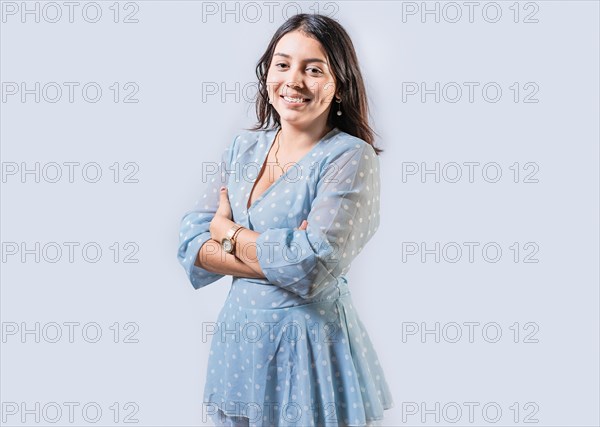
[220,186,225,191]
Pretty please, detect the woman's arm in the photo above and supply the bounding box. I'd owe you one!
[196,238,265,278]
[207,187,308,279]
[233,227,263,274]
[208,214,265,277]
[208,213,308,278]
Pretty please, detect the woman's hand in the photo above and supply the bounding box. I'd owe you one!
[210,186,233,242]
[215,186,233,220]
[295,220,308,231]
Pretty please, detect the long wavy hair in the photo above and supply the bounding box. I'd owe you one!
[248,13,382,155]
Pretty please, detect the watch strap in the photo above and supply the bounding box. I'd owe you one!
[231,226,245,243]
[225,224,242,240]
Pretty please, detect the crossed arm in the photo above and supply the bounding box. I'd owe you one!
[182,142,380,294]
[195,202,308,279]
[195,220,264,279]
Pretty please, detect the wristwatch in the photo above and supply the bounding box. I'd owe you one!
[221,224,244,254]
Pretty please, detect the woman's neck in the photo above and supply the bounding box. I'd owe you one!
[278,121,333,152]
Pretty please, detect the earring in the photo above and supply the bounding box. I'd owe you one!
[335,97,342,116]
[268,98,272,104]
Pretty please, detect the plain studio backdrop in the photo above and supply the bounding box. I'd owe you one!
[1,1,598,426]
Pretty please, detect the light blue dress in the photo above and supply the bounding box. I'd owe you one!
[177,126,394,426]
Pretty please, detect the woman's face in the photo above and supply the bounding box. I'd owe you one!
[266,30,337,130]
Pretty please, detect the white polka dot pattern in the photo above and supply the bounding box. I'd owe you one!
[176,127,392,426]
[254,137,380,300]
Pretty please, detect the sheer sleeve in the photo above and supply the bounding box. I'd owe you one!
[254,142,380,299]
[176,134,239,289]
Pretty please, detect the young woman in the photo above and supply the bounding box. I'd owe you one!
[177,13,394,427]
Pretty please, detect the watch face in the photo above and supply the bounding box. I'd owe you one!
[222,239,233,253]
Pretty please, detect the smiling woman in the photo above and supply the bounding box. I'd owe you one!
[177,13,393,427]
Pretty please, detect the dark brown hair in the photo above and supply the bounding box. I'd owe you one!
[248,13,382,155]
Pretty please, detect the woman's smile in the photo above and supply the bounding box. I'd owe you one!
[281,94,311,105]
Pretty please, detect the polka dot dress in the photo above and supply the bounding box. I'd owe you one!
[177,127,394,426]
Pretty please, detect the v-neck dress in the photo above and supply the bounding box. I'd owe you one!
[177,126,394,426]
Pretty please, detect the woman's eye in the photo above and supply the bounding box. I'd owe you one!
[274,63,322,75]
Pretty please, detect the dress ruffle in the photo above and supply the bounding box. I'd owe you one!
[203,288,394,426]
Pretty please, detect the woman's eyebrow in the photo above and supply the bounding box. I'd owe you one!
[273,52,327,64]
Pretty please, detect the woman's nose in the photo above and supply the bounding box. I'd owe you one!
[285,82,301,93]
[285,67,304,91]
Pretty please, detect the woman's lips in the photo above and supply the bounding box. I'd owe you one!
[281,95,311,105]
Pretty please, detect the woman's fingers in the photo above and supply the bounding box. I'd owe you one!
[216,186,232,219]
[294,220,308,231]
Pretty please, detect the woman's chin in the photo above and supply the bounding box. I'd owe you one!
[278,113,311,125]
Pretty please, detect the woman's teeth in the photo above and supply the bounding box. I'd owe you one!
[283,96,309,103]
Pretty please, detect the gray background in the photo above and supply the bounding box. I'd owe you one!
[1,1,599,426]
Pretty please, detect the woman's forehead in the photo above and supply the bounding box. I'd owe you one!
[274,31,327,61]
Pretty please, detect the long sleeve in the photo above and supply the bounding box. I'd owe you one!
[177,134,239,290]
[254,142,381,299]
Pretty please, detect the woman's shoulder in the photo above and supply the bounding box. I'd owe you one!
[325,129,376,165]
[229,128,274,154]
[216,128,270,164]
[233,127,274,143]
[332,129,371,151]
